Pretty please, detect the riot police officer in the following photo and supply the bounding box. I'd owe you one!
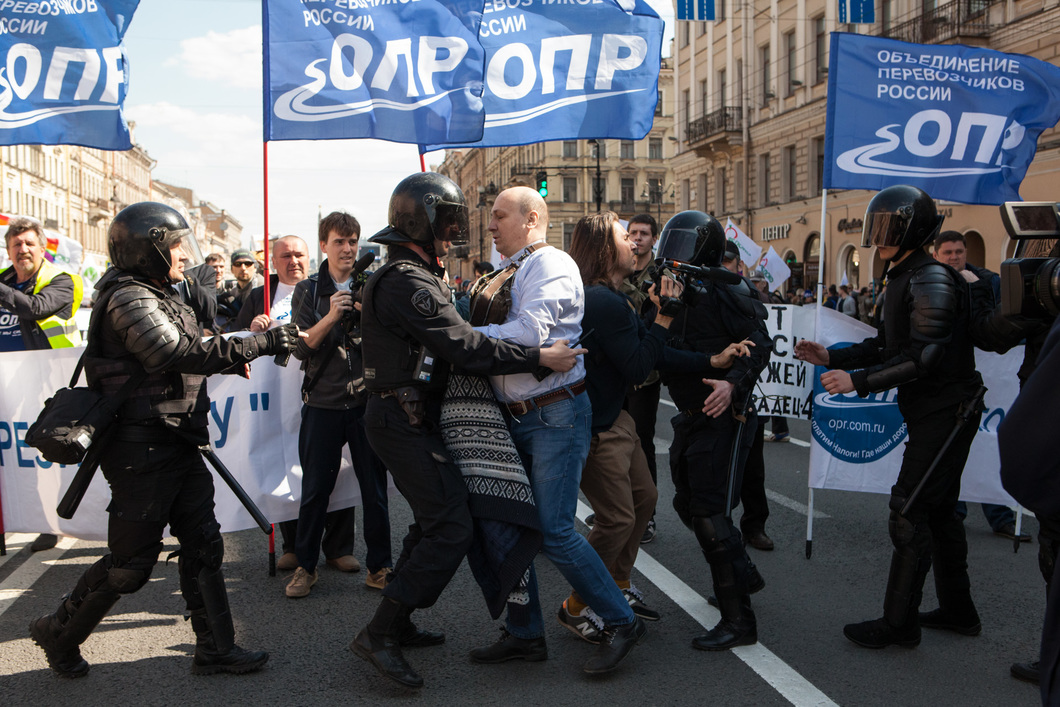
[796,185,984,649]
[657,211,772,651]
[351,172,582,689]
[29,203,300,678]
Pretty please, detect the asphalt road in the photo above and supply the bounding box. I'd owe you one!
[0,413,1044,706]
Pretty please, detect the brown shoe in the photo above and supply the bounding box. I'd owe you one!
[276,552,298,571]
[326,555,361,573]
[285,567,317,598]
[366,567,393,590]
[744,530,775,552]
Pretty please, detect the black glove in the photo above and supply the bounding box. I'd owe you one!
[255,323,299,357]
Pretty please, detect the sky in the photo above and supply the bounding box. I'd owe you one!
[121,0,675,247]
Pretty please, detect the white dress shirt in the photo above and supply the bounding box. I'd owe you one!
[474,242,585,403]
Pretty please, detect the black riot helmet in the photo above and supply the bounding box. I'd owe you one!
[656,210,727,268]
[370,172,470,247]
[862,185,944,259]
[108,202,192,281]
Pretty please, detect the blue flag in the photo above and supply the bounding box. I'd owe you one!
[824,33,1060,205]
[264,0,485,145]
[0,0,139,150]
[424,0,664,150]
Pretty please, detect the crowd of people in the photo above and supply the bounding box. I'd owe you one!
[3,177,1055,702]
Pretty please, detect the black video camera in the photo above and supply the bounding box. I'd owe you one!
[999,202,1060,319]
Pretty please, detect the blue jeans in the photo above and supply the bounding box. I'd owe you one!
[505,391,635,639]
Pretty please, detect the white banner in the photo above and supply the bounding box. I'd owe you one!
[0,347,377,541]
[755,304,814,420]
[725,219,762,268]
[807,307,1021,506]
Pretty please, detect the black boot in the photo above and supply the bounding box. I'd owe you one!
[188,566,268,675]
[395,609,445,648]
[583,618,646,674]
[30,586,120,678]
[844,541,928,650]
[693,585,757,651]
[352,598,423,688]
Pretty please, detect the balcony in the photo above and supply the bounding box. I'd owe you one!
[876,0,994,44]
[686,106,742,156]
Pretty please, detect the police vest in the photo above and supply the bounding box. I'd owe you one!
[32,260,83,348]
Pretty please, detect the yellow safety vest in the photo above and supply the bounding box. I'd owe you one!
[31,260,83,348]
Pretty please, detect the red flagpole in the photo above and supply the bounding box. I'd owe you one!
[262,140,276,575]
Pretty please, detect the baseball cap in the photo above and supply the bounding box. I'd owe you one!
[723,240,740,262]
[231,249,255,266]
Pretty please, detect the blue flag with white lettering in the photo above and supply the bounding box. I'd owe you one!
[423,0,664,150]
[264,0,485,144]
[0,0,139,149]
[824,33,1060,204]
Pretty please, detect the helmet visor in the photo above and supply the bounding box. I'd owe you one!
[862,211,909,248]
[655,228,701,264]
[427,199,470,245]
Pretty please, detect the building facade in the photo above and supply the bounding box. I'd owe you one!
[437,60,676,282]
[671,0,1060,291]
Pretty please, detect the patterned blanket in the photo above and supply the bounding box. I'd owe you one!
[441,372,541,619]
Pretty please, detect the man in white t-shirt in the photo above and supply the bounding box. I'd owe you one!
[230,235,309,332]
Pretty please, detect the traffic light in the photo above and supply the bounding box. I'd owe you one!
[785,253,797,266]
[535,171,548,198]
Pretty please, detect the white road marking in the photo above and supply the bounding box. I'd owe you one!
[576,501,838,707]
[0,533,36,570]
[0,536,78,618]
[787,437,810,448]
[766,489,830,519]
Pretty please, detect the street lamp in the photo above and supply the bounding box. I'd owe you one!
[641,182,662,223]
[588,139,603,212]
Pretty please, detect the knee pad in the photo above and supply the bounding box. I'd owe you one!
[692,515,732,553]
[888,510,917,548]
[107,556,155,593]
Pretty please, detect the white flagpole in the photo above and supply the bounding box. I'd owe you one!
[807,187,828,559]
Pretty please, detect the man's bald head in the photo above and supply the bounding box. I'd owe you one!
[489,186,549,258]
[272,235,310,285]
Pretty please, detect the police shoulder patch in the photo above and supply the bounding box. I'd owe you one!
[411,288,437,317]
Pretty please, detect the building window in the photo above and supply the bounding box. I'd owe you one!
[593,173,606,203]
[621,177,635,207]
[716,166,727,213]
[814,16,828,85]
[698,174,709,212]
[700,79,709,116]
[881,0,893,33]
[785,31,797,97]
[681,20,690,47]
[717,0,725,19]
[759,153,771,206]
[783,145,797,201]
[594,140,607,159]
[620,140,635,159]
[563,222,576,251]
[682,89,690,128]
[760,44,772,106]
[649,138,663,160]
[717,68,727,109]
[563,140,578,158]
[563,177,578,203]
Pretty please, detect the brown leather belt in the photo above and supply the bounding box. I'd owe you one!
[506,380,586,417]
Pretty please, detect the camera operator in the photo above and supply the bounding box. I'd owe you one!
[969,206,1060,687]
[658,211,772,652]
[284,212,393,599]
[1000,312,1060,704]
[795,185,984,651]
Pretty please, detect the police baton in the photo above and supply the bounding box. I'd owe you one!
[723,391,755,522]
[899,385,987,518]
[56,429,113,519]
[198,445,272,534]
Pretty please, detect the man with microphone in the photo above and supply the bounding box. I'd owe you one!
[284,212,393,598]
